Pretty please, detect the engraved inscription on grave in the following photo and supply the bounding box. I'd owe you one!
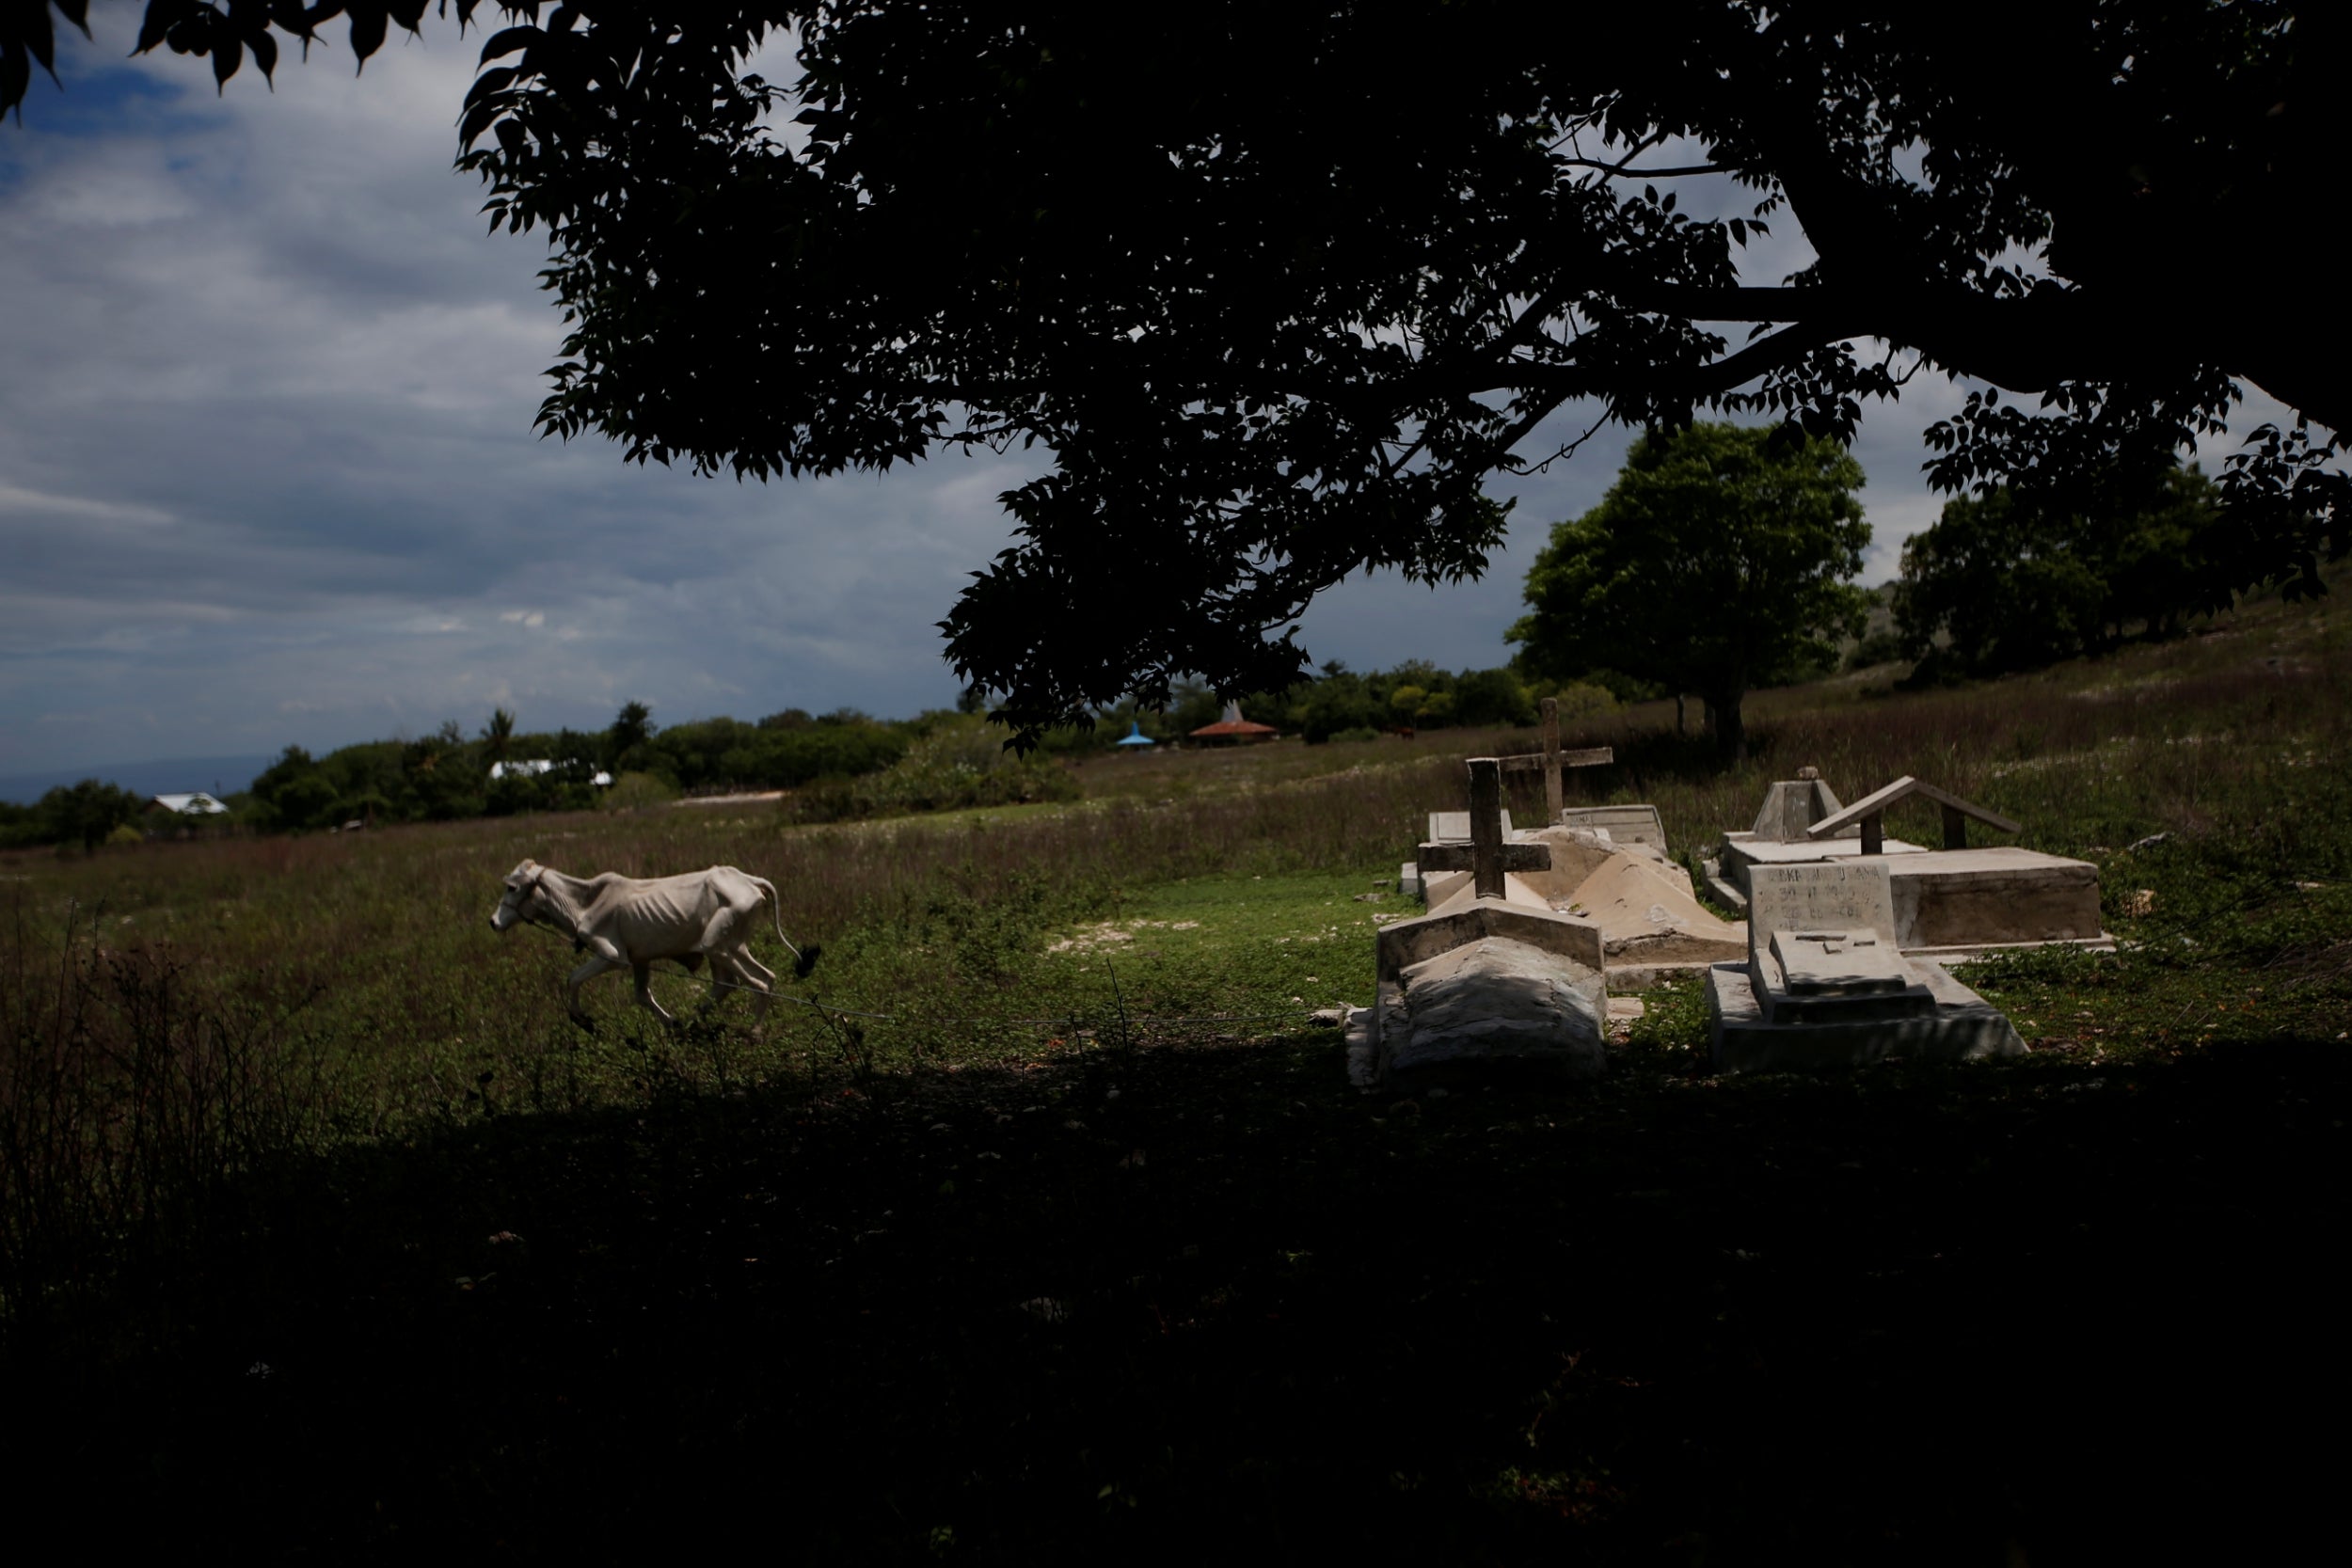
[1744,861,1899,973]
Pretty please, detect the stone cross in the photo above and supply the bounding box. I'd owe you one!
[1418,757,1553,899]
[1497,697,1613,825]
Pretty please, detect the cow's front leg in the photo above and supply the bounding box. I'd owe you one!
[696,952,738,1015]
[631,961,679,1024]
[565,954,620,1033]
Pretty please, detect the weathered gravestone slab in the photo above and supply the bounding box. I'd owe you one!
[1708,860,2025,1070]
[1559,804,1670,853]
[1745,860,1896,971]
[1427,809,1515,844]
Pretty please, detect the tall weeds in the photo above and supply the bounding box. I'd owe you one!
[0,893,330,1339]
[0,596,2340,1337]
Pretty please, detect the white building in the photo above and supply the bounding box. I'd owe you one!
[489,759,614,787]
[149,792,229,816]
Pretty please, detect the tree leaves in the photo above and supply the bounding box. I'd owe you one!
[1508,423,1871,758]
[0,2,521,116]
[5,2,2344,740]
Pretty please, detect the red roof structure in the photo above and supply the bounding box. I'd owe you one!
[1189,700,1279,744]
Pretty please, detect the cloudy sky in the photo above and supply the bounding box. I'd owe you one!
[0,13,2280,785]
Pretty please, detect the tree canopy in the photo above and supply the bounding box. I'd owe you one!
[8,2,2347,742]
[1509,422,1868,758]
[1894,464,2229,681]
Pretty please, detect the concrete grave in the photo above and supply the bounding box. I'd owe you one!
[1708,860,2026,1072]
[1374,936,1606,1082]
[1352,759,1608,1088]
[1889,847,2106,955]
[1705,771,2111,961]
[1559,804,1670,853]
[1418,819,1744,989]
[1708,767,1928,907]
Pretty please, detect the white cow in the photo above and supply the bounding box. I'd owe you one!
[488,859,817,1029]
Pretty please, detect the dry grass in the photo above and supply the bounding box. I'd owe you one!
[2,588,2348,1558]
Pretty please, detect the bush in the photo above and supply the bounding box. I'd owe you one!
[1844,628,1907,672]
[1328,726,1382,744]
[601,772,679,812]
[1549,682,1619,725]
[785,717,1080,823]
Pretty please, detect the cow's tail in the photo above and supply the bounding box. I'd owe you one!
[747,875,820,979]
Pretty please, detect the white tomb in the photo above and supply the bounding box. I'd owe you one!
[1351,760,1607,1087]
[1705,771,2110,960]
[1707,860,2026,1072]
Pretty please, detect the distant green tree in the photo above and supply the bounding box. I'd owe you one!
[481,706,517,766]
[1293,665,1384,744]
[1164,681,1224,737]
[402,721,483,821]
[610,700,655,748]
[1451,668,1535,729]
[607,701,658,774]
[38,780,147,853]
[1510,423,1870,761]
[250,747,339,831]
[1894,464,2231,680]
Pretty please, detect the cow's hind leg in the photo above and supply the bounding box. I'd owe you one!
[565,954,621,1032]
[719,949,776,1022]
[697,950,746,1013]
[702,950,772,1022]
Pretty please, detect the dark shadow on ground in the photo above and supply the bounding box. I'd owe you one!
[8,1034,2344,1562]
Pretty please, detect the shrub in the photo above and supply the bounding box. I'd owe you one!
[601,771,679,812]
[1549,682,1618,725]
[785,717,1080,822]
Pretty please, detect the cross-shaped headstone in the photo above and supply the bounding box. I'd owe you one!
[1417,758,1552,899]
[1496,697,1613,824]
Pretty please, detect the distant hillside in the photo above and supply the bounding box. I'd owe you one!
[0,754,277,806]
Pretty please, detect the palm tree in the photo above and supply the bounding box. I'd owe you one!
[610,701,654,766]
[482,707,517,767]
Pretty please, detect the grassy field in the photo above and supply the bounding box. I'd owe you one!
[3,585,2347,1559]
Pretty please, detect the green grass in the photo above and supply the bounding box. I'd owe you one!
[4,585,2349,1558]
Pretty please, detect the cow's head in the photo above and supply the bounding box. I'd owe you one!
[490,860,544,933]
